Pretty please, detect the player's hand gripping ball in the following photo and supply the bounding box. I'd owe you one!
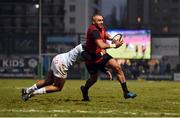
[112,34,123,44]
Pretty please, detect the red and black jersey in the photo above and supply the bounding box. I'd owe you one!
[86,24,106,63]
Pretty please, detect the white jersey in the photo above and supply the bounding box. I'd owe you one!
[56,44,84,68]
[50,44,84,78]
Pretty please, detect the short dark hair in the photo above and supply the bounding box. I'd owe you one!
[91,13,103,21]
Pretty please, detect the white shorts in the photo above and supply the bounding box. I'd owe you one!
[50,56,68,79]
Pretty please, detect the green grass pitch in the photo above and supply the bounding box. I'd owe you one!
[0,79,179,117]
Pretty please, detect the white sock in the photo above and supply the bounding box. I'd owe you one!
[26,84,38,93]
[33,87,46,95]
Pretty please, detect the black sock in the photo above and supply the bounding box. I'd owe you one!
[121,82,129,94]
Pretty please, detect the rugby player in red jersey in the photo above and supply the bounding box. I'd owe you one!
[81,14,137,101]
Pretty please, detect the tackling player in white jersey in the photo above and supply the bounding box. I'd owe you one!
[21,44,112,101]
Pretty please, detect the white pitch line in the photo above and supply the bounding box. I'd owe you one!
[0,109,179,116]
[0,109,71,113]
[0,109,111,113]
[0,109,115,114]
[143,112,179,116]
[122,111,179,116]
[123,111,137,115]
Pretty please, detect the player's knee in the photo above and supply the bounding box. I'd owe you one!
[114,66,122,74]
[53,84,63,91]
[56,86,63,91]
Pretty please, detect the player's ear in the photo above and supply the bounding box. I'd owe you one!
[92,17,95,24]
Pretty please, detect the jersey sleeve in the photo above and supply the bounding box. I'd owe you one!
[90,30,101,41]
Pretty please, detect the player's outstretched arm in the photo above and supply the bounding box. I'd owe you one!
[96,39,122,49]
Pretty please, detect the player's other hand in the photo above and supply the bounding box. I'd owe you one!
[106,71,112,80]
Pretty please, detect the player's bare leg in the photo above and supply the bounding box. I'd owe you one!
[21,71,65,101]
[106,59,126,82]
[22,70,54,97]
[33,77,65,94]
[35,70,54,88]
[106,58,137,99]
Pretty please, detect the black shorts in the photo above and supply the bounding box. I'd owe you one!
[85,53,113,74]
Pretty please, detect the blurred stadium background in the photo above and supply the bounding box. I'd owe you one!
[0,0,180,117]
[0,0,179,81]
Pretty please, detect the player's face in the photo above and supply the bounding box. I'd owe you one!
[93,15,104,29]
